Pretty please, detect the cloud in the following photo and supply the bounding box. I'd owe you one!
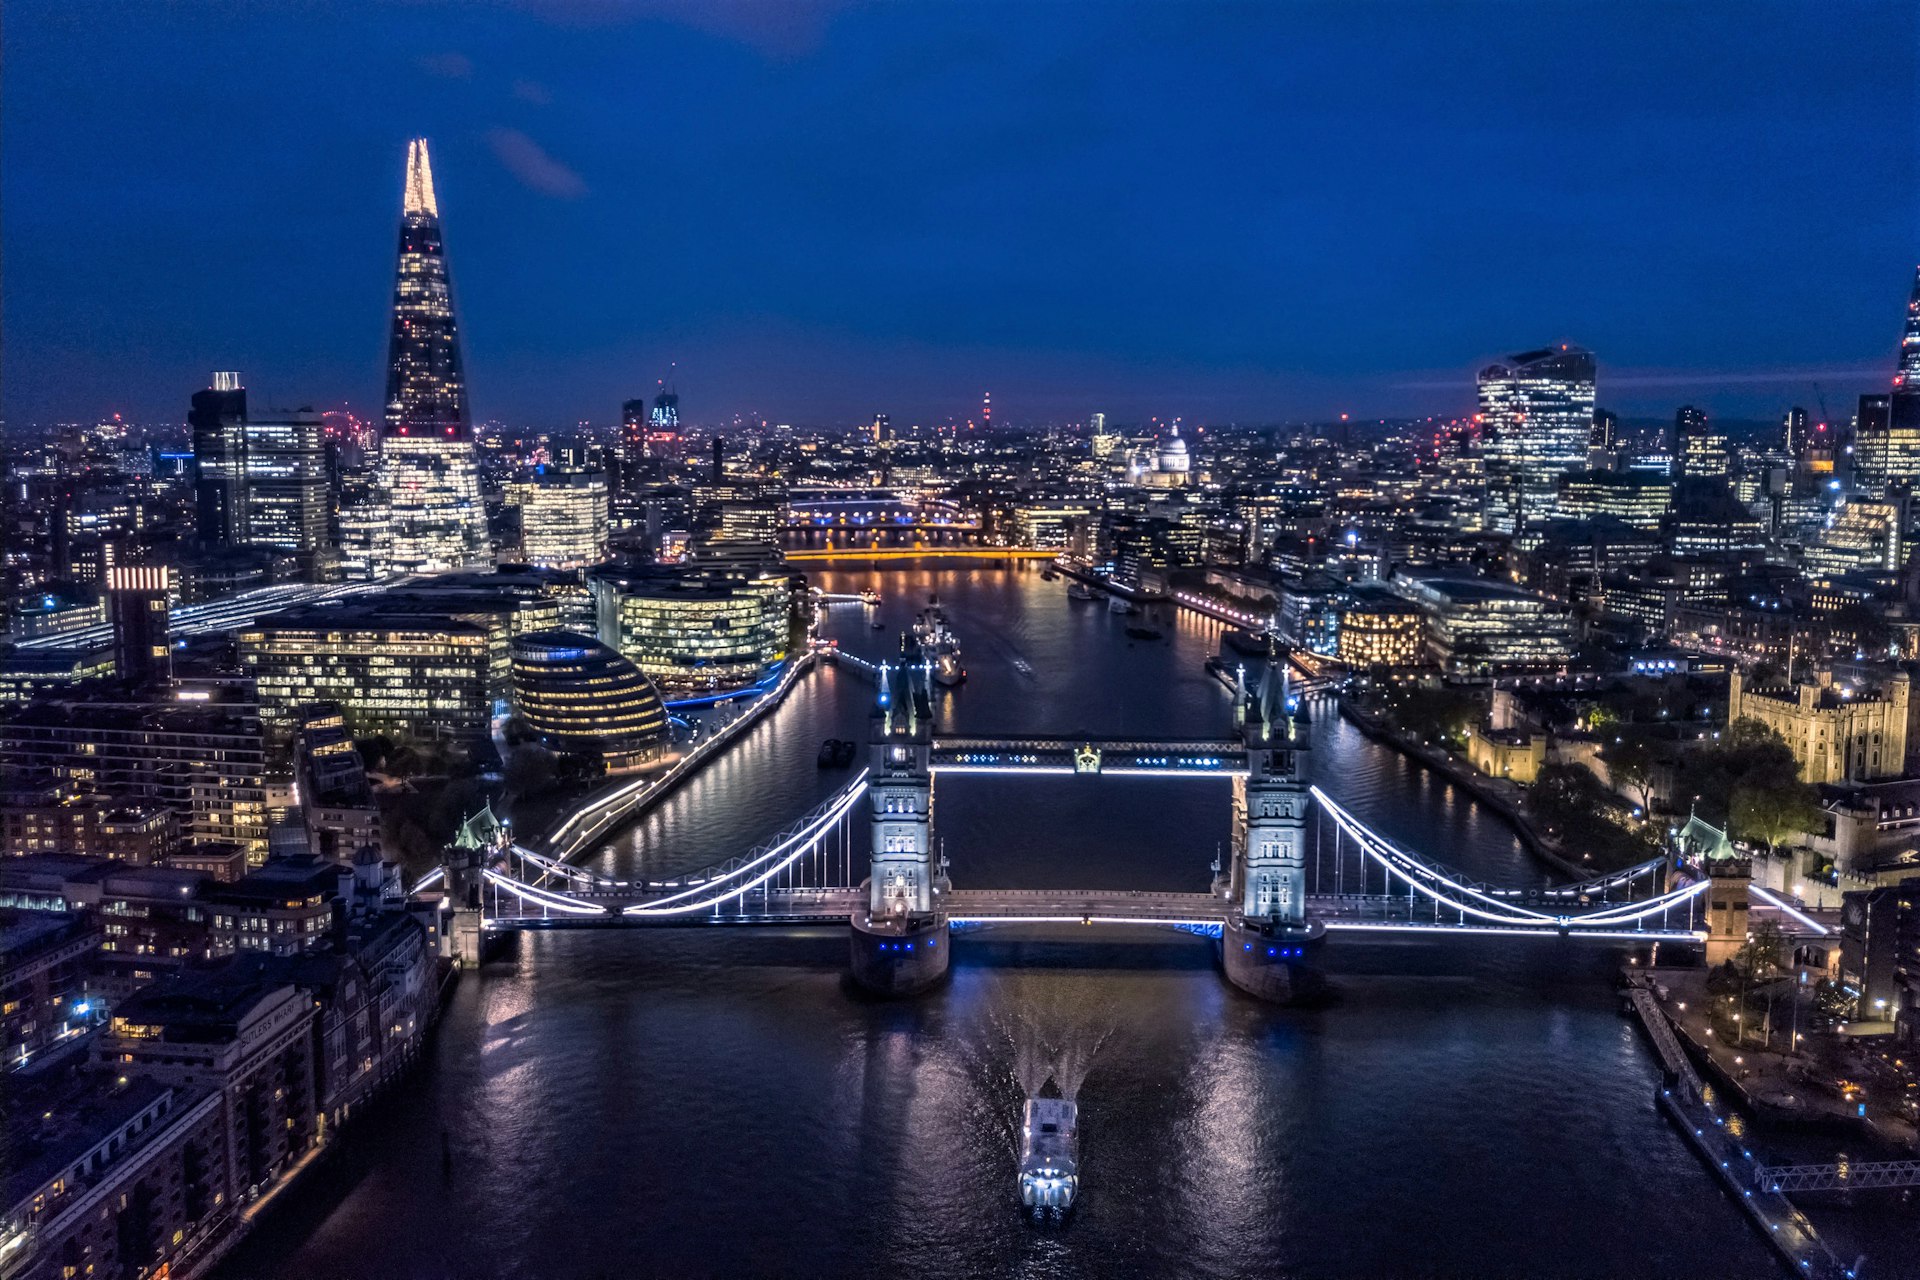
[512,79,553,105]
[417,51,474,79]
[512,0,846,60]
[1397,364,1889,391]
[486,127,589,199]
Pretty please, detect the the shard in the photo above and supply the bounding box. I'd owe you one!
[365,137,489,576]
[385,138,469,434]
[1898,263,1920,390]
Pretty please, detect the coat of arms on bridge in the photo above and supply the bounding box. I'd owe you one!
[1074,744,1101,774]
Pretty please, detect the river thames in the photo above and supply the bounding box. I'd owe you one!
[216,563,1882,1279]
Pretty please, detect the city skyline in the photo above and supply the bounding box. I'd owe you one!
[4,1,1916,429]
[13,8,1920,1275]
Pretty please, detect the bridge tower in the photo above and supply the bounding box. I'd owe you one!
[1703,858,1752,968]
[849,660,950,994]
[1220,665,1326,1003]
[442,805,507,965]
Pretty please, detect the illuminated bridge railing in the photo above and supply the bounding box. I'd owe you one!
[1754,1160,1920,1193]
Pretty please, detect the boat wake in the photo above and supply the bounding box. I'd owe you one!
[992,992,1116,1103]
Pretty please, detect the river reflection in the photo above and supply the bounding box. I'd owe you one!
[218,563,1828,1280]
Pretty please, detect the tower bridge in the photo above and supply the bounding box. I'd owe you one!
[430,657,1751,1004]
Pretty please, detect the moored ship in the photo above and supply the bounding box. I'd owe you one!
[912,610,967,686]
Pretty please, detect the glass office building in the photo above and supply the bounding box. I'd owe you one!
[591,566,790,695]
[1476,345,1597,535]
[509,631,668,771]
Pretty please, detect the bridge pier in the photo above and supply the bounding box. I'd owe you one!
[849,912,949,995]
[1220,918,1327,1003]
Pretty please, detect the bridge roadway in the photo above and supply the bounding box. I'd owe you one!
[931,736,1250,775]
[483,883,1711,939]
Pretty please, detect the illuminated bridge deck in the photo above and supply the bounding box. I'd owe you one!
[484,886,1706,941]
[930,737,1251,775]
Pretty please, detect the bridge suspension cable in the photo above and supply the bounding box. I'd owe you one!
[482,867,611,916]
[1309,785,1706,931]
[475,772,871,921]
[621,771,869,915]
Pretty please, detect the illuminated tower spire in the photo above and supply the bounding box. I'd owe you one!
[363,137,489,576]
[404,137,438,217]
[385,137,469,436]
[1898,264,1920,389]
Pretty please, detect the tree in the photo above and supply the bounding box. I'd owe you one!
[504,743,557,797]
[1729,782,1825,855]
[1723,715,1787,755]
[1527,763,1607,836]
[1604,734,1661,814]
[1735,919,1788,983]
[357,733,395,772]
[1392,686,1480,746]
[1675,717,1800,824]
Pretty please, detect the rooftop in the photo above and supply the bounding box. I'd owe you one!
[2,1071,186,1214]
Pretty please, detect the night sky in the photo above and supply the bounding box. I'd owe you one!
[5,1,1916,429]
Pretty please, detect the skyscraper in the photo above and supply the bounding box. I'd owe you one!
[372,138,489,575]
[1856,266,1920,508]
[243,409,329,561]
[520,466,610,569]
[1673,404,1731,479]
[1783,406,1809,456]
[615,397,651,501]
[1476,345,1597,535]
[190,372,248,548]
[385,138,467,435]
[650,388,680,434]
[1589,408,1618,451]
[107,565,172,686]
[1898,264,1920,391]
[1855,393,1920,501]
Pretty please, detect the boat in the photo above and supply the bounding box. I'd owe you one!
[1018,1097,1079,1221]
[911,610,967,687]
[1107,595,1138,616]
[1125,625,1163,641]
[817,739,842,768]
[1066,582,1095,602]
[859,588,882,606]
[872,619,887,630]
[1040,568,1058,581]
[934,646,966,687]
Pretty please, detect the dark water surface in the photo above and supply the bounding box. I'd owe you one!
[220,563,1902,1279]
